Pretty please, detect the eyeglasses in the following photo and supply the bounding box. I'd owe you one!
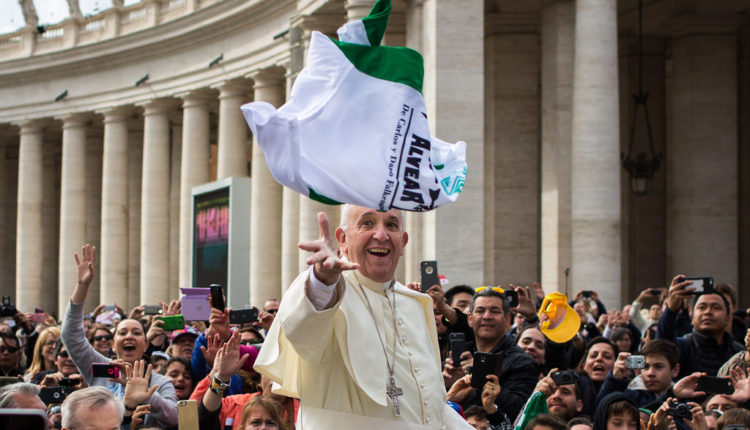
[266,309,278,315]
[240,340,259,346]
[43,340,57,348]
[0,345,19,354]
[475,286,505,294]
[94,335,113,342]
[57,351,69,359]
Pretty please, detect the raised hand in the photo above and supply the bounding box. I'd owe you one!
[481,374,501,414]
[534,368,559,398]
[146,319,166,346]
[726,366,750,403]
[200,333,222,367]
[124,360,158,410]
[513,285,537,319]
[667,274,694,311]
[131,404,151,428]
[446,374,474,403]
[298,212,359,285]
[74,244,96,287]
[673,372,707,399]
[253,310,274,332]
[208,306,230,342]
[214,331,249,382]
[613,352,632,380]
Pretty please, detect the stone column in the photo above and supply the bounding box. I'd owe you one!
[58,114,90,317]
[0,138,18,298]
[540,0,574,294]
[140,100,178,304]
[666,15,740,285]
[345,0,374,22]
[570,0,621,308]
[85,128,103,312]
[249,69,285,306]
[216,80,250,179]
[169,120,182,297]
[41,136,61,314]
[15,120,45,312]
[128,118,143,309]
[421,0,484,286]
[99,107,132,307]
[178,90,213,288]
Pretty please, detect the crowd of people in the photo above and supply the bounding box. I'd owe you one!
[0,209,748,430]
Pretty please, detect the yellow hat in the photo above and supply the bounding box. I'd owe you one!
[538,292,580,343]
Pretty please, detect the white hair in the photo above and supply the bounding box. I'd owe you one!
[61,386,123,428]
[338,204,404,232]
[0,382,40,408]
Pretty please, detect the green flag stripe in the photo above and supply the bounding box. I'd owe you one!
[308,188,342,205]
[362,0,391,47]
[329,39,424,94]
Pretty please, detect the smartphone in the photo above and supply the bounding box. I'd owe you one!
[229,308,259,324]
[650,289,661,296]
[626,355,646,369]
[91,363,119,379]
[581,290,592,298]
[420,261,439,293]
[0,409,49,430]
[29,313,46,323]
[697,376,733,395]
[39,386,66,405]
[143,305,162,316]
[157,315,186,331]
[101,305,115,312]
[505,290,519,308]
[210,284,225,310]
[551,370,578,386]
[681,277,714,294]
[449,333,466,364]
[177,399,199,430]
[471,352,502,391]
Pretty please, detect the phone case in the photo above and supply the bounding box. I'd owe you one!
[697,376,732,395]
[91,363,119,378]
[177,400,199,430]
[471,352,500,391]
[449,333,466,364]
[39,386,66,405]
[420,261,439,293]
[180,288,211,321]
[158,315,186,331]
[229,308,258,324]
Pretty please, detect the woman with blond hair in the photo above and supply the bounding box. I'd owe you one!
[24,326,60,382]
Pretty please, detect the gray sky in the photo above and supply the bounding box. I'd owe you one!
[2,0,141,35]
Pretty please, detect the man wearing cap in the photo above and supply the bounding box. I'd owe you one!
[170,327,199,360]
[443,288,539,424]
[254,205,473,429]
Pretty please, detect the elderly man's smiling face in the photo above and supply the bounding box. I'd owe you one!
[336,206,408,283]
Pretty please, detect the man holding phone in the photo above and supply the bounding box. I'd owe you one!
[657,274,743,378]
[254,205,473,429]
[443,288,539,424]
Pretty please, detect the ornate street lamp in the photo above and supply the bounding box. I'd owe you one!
[621,0,661,196]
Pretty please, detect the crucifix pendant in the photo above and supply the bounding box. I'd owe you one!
[386,376,404,416]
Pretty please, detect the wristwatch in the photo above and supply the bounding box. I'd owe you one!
[210,375,230,396]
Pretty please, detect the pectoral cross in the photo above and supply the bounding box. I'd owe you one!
[386,376,404,416]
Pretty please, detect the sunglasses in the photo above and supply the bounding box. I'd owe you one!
[0,345,19,354]
[94,335,113,342]
[57,350,69,359]
[475,286,505,294]
[267,309,278,315]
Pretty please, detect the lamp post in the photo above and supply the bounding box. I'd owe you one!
[621,0,661,196]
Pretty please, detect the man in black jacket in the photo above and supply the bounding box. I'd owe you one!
[657,275,744,379]
[444,288,539,423]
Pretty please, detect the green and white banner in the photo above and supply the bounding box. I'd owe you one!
[241,0,467,211]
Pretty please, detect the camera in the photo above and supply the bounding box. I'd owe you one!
[667,401,693,421]
[551,370,578,386]
[581,290,592,298]
[626,355,645,369]
[58,377,76,387]
[0,296,16,318]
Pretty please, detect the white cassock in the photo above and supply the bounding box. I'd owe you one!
[254,268,473,430]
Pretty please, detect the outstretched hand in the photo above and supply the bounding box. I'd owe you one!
[298,212,358,285]
[72,244,97,305]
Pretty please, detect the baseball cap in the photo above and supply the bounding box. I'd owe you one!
[538,292,580,343]
[170,326,200,343]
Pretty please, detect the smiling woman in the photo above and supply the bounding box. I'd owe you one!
[60,244,178,428]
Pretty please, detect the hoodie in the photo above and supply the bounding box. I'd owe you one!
[592,392,638,430]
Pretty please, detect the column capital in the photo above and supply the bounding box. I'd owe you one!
[291,13,342,38]
[671,13,744,38]
[177,88,217,108]
[249,67,287,89]
[14,119,47,133]
[56,112,93,128]
[98,105,136,122]
[213,78,253,99]
[138,98,181,116]
[345,0,375,23]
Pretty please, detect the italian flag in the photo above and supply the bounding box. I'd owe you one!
[241,0,467,212]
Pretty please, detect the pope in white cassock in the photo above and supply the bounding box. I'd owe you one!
[254,205,473,429]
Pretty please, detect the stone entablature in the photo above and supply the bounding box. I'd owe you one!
[0,0,297,123]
